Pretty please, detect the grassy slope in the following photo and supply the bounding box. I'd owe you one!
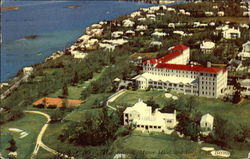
[48,67,108,99]
[0,113,46,159]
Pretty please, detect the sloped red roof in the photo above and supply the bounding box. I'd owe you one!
[143,58,158,64]
[172,44,189,52]
[158,51,182,63]
[155,63,226,74]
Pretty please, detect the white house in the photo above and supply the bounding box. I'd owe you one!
[239,79,250,97]
[122,19,135,28]
[217,11,224,17]
[130,11,141,18]
[124,99,177,134]
[200,113,214,135]
[222,28,241,39]
[173,30,186,36]
[238,41,250,60]
[152,31,167,38]
[111,31,124,38]
[150,41,162,47]
[23,67,33,75]
[200,41,215,54]
[136,25,148,31]
[205,11,214,16]
[134,44,228,98]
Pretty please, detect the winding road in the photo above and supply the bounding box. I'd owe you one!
[24,110,74,159]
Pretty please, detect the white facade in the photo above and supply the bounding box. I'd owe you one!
[134,44,228,98]
[200,41,215,54]
[222,28,241,39]
[238,41,250,60]
[200,113,214,135]
[23,67,33,75]
[123,99,177,133]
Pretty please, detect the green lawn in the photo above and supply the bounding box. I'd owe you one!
[48,67,108,100]
[0,113,47,159]
[111,131,249,159]
[110,90,166,108]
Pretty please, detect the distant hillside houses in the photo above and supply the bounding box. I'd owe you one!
[124,99,177,134]
[133,44,228,98]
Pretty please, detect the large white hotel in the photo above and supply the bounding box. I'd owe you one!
[133,44,228,98]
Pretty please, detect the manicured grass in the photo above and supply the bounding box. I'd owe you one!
[0,113,47,159]
[110,90,166,108]
[195,97,250,127]
[111,132,203,159]
[111,131,249,159]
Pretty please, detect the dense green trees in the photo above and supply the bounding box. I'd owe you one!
[59,108,121,146]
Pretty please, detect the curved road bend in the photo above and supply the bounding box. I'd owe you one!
[24,110,74,159]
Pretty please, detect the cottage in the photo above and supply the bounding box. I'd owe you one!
[23,67,33,75]
[217,11,224,16]
[149,6,160,11]
[243,11,249,17]
[122,19,135,27]
[240,24,249,29]
[238,41,250,60]
[227,59,242,72]
[102,39,128,46]
[179,9,185,15]
[156,12,165,16]
[205,11,214,16]
[124,99,177,134]
[111,31,124,38]
[71,50,87,59]
[130,11,141,18]
[239,79,250,97]
[136,25,148,31]
[200,113,214,135]
[33,97,83,108]
[200,41,215,54]
[137,17,146,22]
[185,12,191,16]
[173,30,186,36]
[167,7,175,12]
[209,22,216,26]
[222,27,241,39]
[99,43,115,52]
[168,23,175,28]
[152,31,167,38]
[125,30,135,36]
[146,14,156,19]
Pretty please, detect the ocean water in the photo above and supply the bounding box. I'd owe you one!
[1,1,154,82]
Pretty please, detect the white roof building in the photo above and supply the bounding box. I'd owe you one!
[130,11,141,18]
[72,52,87,59]
[124,99,177,134]
[136,25,148,31]
[222,27,241,39]
[152,31,167,38]
[200,41,215,54]
[111,31,124,38]
[200,113,214,135]
[238,41,250,60]
[23,67,33,75]
[173,30,186,36]
[150,41,162,47]
[102,39,128,46]
[137,17,146,21]
[99,43,116,52]
[217,11,224,16]
[122,19,135,28]
[205,11,214,16]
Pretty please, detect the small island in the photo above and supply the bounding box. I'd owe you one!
[24,35,39,40]
[66,5,81,9]
[0,6,20,11]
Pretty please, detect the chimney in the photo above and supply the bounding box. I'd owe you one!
[207,61,211,67]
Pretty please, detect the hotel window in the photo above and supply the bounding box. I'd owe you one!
[154,126,157,128]
[150,126,153,128]
[137,125,140,128]
[158,126,161,129]
[141,125,144,128]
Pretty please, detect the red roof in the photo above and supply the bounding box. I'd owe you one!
[158,51,182,63]
[172,44,189,52]
[143,58,158,64]
[155,63,225,74]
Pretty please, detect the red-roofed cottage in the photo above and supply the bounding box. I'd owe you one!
[134,44,228,98]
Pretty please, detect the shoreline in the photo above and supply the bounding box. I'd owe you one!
[0,6,20,11]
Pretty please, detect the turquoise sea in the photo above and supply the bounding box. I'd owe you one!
[1,1,154,82]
